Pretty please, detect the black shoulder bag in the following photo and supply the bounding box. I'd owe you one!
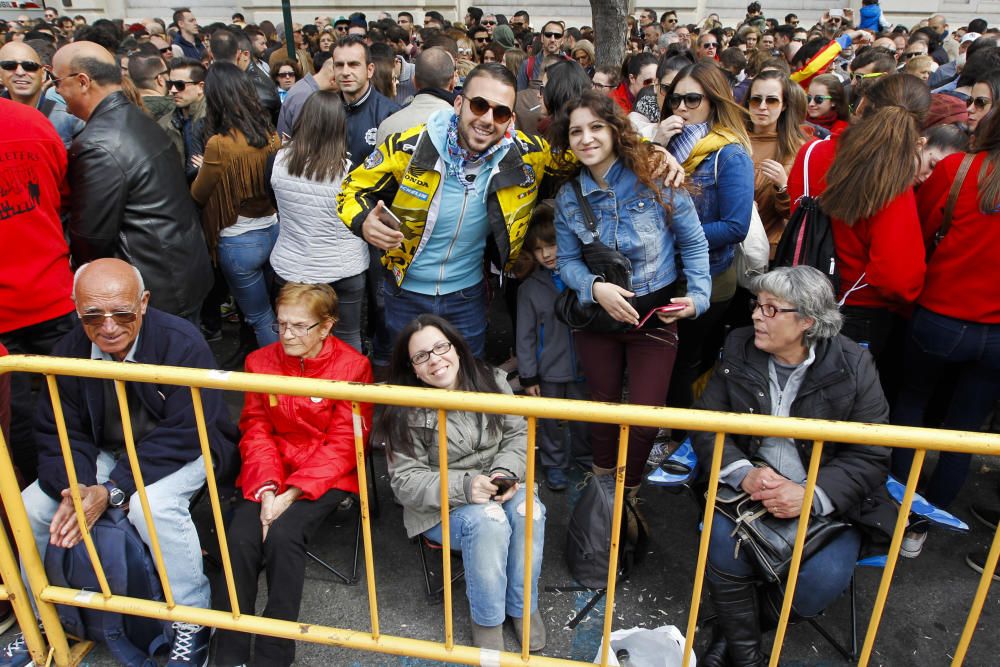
[713,485,850,583]
[555,181,634,334]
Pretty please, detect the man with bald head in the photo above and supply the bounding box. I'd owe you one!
[5,258,239,667]
[53,41,212,323]
[375,46,457,144]
[0,41,82,147]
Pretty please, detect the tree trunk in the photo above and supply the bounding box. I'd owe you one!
[590,0,629,69]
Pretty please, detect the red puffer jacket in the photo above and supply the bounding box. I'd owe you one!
[237,336,374,501]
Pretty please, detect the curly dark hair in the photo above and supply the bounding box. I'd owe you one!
[547,89,670,213]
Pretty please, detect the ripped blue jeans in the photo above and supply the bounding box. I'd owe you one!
[423,486,546,626]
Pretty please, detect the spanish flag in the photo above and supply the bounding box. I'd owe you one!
[791,40,843,90]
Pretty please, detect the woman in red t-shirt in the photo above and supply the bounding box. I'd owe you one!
[890,106,1000,558]
[787,75,928,375]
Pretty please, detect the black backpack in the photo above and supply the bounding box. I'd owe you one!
[566,474,649,590]
[44,508,173,667]
[772,139,840,294]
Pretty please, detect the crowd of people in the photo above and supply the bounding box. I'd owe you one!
[0,4,998,666]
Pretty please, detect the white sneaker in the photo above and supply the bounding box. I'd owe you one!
[900,530,928,558]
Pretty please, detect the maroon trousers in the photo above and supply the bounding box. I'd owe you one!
[574,324,679,486]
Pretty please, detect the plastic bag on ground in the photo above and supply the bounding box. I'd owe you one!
[592,624,695,666]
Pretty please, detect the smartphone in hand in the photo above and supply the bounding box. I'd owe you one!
[491,476,518,499]
[636,303,686,328]
[377,206,402,230]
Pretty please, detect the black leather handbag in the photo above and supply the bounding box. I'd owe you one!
[714,485,850,583]
[555,181,634,334]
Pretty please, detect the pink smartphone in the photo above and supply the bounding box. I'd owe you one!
[636,303,686,328]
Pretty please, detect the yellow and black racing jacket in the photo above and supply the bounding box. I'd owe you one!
[337,121,559,287]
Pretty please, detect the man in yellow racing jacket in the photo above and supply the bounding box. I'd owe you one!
[337,62,559,358]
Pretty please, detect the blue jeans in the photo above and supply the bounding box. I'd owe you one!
[21,451,210,610]
[217,225,279,348]
[707,512,861,617]
[384,278,488,359]
[891,306,1000,508]
[423,487,546,626]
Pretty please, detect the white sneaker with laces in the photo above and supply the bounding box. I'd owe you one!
[647,441,670,467]
[900,530,928,558]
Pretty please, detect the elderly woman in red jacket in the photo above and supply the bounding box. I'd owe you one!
[214,283,373,667]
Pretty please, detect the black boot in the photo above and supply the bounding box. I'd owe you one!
[699,623,729,667]
[706,566,765,667]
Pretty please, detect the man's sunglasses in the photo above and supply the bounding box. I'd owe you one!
[167,79,196,91]
[852,72,885,84]
[669,92,705,109]
[542,31,563,39]
[475,36,489,43]
[902,51,925,60]
[481,20,497,26]
[0,60,42,72]
[969,96,992,110]
[78,311,139,327]
[466,96,513,123]
[701,42,719,49]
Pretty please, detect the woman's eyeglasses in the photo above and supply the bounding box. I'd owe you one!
[749,298,799,318]
[411,341,453,365]
[669,92,705,109]
[969,96,992,111]
[748,94,782,108]
[466,96,513,123]
[271,321,321,336]
[806,95,831,105]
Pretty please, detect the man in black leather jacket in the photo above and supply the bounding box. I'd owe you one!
[209,27,281,125]
[53,41,213,323]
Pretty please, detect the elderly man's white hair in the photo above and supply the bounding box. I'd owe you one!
[71,262,146,301]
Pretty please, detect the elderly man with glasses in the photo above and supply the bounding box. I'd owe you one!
[0,257,239,667]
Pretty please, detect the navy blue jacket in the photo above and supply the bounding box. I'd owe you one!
[344,85,401,170]
[35,308,239,500]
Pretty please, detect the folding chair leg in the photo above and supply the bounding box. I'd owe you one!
[850,573,858,659]
[417,537,435,600]
[306,549,355,585]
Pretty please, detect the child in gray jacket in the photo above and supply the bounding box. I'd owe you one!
[515,204,591,491]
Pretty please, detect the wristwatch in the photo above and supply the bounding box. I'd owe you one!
[102,481,126,508]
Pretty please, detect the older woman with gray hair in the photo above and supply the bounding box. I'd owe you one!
[691,266,895,667]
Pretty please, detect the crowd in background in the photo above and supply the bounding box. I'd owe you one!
[1,3,999,666]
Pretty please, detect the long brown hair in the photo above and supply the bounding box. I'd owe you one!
[284,91,348,181]
[822,74,930,225]
[971,72,1000,214]
[745,70,806,165]
[547,89,670,211]
[663,62,752,152]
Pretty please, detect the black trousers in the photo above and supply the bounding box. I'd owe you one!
[214,488,348,667]
[0,312,75,482]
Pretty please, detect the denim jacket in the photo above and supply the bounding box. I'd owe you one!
[687,143,755,275]
[554,159,712,316]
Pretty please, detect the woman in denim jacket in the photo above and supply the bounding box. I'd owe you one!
[549,90,711,493]
[658,62,756,421]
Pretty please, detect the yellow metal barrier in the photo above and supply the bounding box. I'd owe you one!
[0,354,998,667]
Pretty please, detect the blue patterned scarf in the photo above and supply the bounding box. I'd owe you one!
[443,112,515,181]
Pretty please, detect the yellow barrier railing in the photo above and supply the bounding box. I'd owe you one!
[0,354,997,667]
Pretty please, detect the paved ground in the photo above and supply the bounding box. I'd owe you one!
[6,296,1000,666]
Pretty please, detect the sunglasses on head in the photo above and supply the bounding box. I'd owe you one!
[167,79,195,91]
[466,96,513,123]
[78,310,139,327]
[0,59,42,72]
[748,94,782,108]
[542,31,563,39]
[969,96,992,110]
[670,92,705,109]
